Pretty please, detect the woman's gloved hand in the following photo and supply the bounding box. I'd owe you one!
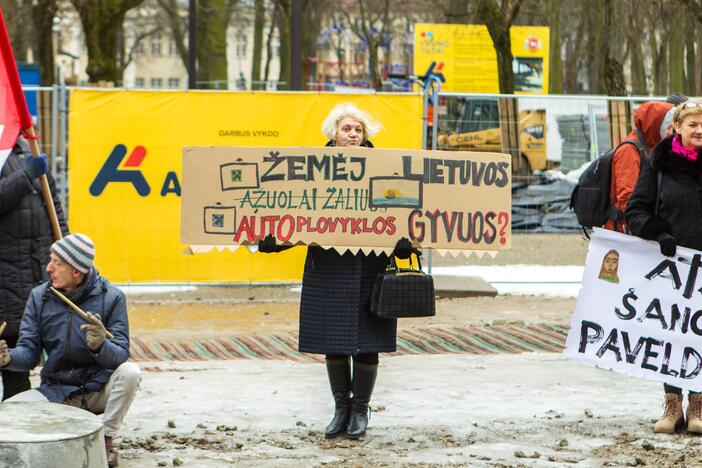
[656,233,677,257]
[258,234,279,253]
[23,153,49,179]
[393,237,421,260]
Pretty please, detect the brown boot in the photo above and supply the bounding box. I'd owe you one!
[653,393,684,433]
[105,436,119,467]
[687,393,702,433]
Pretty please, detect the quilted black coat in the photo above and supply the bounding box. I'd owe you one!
[626,134,702,251]
[298,246,397,354]
[0,141,69,337]
[297,138,397,355]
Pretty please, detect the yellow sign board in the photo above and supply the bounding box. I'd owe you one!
[414,24,550,94]
[68,90,423,283]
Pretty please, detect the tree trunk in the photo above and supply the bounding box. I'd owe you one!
[71,0,146,84]
[547,0,562,94]
[196,0,229,89]
[476,0,518,94]
[275,0,291,90]
[2,1,28,62]
[686,16,696,95]
[263,6,277,85]
[31,0,58,85]
[251,0,265,90]
[301,0,324,90]
[645,12,663,95]
[602,0,625,95]
[563,8,585,93]
[585,1,606,93]
[626,1,646,95]
[368,36,382,90]
[669,4,685,95]
[444,0,469,23]
[158,0,189,70]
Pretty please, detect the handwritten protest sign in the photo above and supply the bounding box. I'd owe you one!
[181,146,511,254]
[565,228,702,391]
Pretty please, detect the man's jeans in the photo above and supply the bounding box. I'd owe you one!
[7,362,141,437]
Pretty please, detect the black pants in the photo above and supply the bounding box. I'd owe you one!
[1,336,30,400]
[664,384,700,395]
[326,353,379,365]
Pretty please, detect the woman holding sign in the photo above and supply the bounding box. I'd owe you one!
[627,98,702,434]
[259,103,417,440]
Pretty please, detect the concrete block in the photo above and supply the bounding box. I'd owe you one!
[0,402,106,468]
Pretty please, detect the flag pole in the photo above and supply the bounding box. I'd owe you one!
[24,127,62,240]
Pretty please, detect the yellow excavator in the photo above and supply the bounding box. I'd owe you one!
[437,98,547,173]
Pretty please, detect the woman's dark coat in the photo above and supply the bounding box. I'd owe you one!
[626,134,702,251]
[297,139,397,355]
[0,140,68,337]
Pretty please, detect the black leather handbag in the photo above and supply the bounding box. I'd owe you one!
[370,255,436,318]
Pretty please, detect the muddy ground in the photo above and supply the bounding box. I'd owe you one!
[114,355,702,467]
[41,235,702,466]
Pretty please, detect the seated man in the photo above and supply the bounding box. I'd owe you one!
[0,233,140,468]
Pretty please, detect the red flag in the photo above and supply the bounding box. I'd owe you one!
[0,9,32,160]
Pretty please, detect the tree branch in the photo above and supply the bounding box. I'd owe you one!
[508,0,526,26]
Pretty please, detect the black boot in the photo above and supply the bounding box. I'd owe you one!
[346,362,378,439]
[324,357,351,439]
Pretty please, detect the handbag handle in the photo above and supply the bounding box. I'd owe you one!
[389,252,423,272]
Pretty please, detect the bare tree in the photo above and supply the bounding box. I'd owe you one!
[262,5,277,85]
[546,0,562,93]
[70,0,147,84]
[118,4,164,76]
[474,0,525,94]
[251,0,265,89]
[158,0,238,88]
[341,0,392,91]
[157,0,188,67]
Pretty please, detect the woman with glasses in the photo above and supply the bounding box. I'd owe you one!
[626,98,702,434]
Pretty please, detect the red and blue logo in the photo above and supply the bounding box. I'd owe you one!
[89,145,181,197]
[90,144,150,196]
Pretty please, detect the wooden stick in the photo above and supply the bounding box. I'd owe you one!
[50,287,114,339]
[24,127,62,241]
[0,322,6,337]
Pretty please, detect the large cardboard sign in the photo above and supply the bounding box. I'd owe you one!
[565,229,702,391]
[68,89,422,282]
[414,24,550,94]
[181,146,512,253]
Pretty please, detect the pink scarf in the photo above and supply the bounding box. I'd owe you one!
[672,134,699,162]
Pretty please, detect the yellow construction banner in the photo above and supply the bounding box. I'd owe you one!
[414,24,550,94]
[68,90,423,283]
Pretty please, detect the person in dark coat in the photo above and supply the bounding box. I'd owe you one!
[0,233,140,467]
[259,103,416,439]
[626,98,702,434]
[0,136,68,399]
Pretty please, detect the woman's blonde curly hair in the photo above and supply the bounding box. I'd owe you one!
[321,103,382,142]
[673,97,702,124]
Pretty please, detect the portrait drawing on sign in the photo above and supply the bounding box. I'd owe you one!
[598,249,620,284]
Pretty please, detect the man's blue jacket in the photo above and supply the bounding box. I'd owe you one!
[6,268,130,402]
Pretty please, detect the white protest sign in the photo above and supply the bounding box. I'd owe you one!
[565,228,702,391]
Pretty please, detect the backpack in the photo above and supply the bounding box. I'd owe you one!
[570,128,648,230]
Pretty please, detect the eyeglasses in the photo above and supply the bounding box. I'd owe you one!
[682,102,702,109]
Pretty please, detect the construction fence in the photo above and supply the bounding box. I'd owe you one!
[26,86,665,282]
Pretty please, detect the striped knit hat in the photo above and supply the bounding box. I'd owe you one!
[50,233,95,274]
